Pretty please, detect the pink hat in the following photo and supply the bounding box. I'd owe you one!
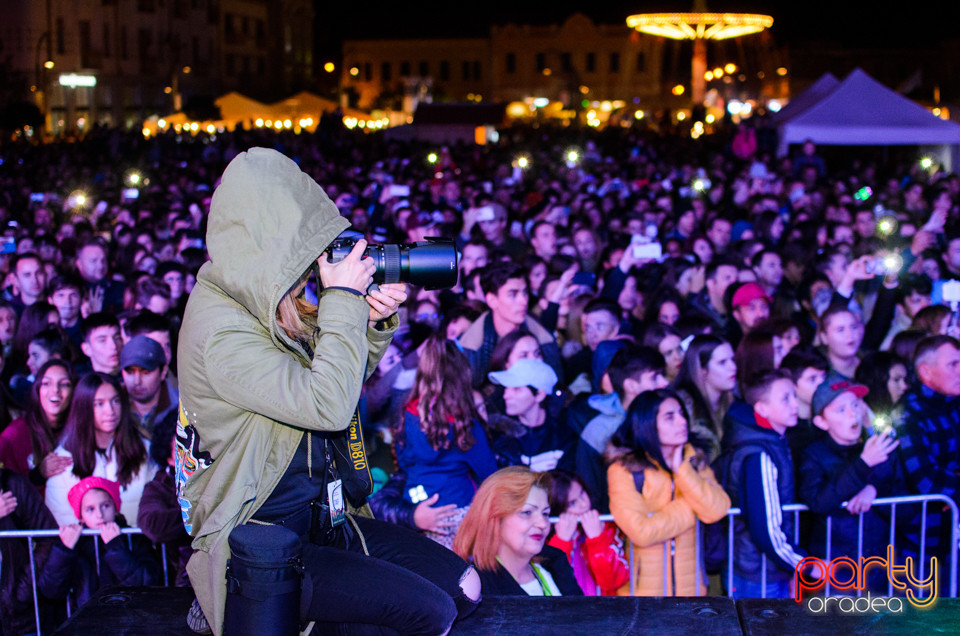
[68,476,122,521]
[732,282,772,308]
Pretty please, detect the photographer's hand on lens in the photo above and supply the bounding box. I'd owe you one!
[317,239,376,294]
[367,283,408,325]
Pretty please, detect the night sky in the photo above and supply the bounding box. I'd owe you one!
[317,1,959,49]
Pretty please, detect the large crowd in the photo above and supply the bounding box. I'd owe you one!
[0,118,959,633]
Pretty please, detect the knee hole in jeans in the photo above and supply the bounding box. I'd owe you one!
[458,566,481,603]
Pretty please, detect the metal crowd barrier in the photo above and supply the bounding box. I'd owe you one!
[4,493,957,634]
[722,494,959,600]
[0,527,169,636]
[549,494,959,599]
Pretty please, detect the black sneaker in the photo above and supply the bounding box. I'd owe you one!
[187,598,212,635]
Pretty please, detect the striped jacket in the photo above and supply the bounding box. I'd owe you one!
[713,401,805,582]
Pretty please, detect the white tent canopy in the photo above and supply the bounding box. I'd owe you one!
[777,68,960,165]
[770,72,840,124]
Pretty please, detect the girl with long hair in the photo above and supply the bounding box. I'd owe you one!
[0,359,75,482]
[396,336,498,547]
[734,329,784,389]
[545,469,630,596]
[606,389,730,596]
[660,257,705,300]
[8,325,75,408]
[855,351,909,431]
[25,327,74,378]
[454,466,583,596]
[4,303,61,406]
[487,330,543,374]
[911,304,952,336]
[44,373,155,525]
[642,323,684,382]
[482,330,544,419]
[673,335,737,460]
[644,287,684,326]
[818,306,864,379]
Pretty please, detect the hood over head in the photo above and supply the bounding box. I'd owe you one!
[200,148,349,345]
[587,392,625,416]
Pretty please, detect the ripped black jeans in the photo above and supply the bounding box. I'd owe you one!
[300,515,477,635]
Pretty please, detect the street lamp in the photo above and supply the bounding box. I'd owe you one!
[627,1,772,104]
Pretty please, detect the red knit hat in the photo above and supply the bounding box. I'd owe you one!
[68,476,122,522]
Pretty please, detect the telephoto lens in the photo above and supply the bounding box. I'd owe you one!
[326,231,459,290]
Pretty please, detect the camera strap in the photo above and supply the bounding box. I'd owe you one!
[329,409,373,508]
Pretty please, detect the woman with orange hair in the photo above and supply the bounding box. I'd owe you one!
[453,466,582,596]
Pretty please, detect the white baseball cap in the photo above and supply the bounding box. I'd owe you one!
[488,358,558,394]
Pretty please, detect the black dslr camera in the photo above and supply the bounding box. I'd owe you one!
[325,231,459,290]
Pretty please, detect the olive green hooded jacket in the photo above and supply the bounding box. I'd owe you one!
[175,148,395,635]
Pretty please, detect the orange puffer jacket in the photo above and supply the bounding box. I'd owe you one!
[607,444,730,597]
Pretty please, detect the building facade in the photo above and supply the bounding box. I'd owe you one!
[341,13,664,116]
[2,0,313,135]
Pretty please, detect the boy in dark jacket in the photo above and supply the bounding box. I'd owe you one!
[713,369,805,599]
[799,372,901,592]
[40,477,160,609]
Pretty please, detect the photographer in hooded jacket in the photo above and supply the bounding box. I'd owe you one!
[175,148,479,636]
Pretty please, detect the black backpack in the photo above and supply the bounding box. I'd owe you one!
[701,444,763,574]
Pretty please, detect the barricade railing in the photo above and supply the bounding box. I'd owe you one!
[722,494,958,600]
[5,494,956,634]
[0,527,169,636]
[549,494,958,600]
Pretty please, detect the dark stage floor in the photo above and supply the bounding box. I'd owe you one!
[51,586,960,635]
